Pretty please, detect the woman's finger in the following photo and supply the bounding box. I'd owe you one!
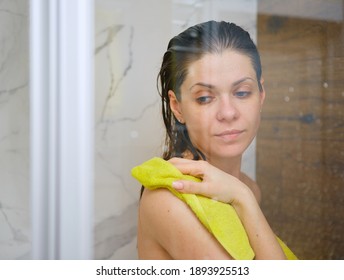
[169,157,207,178]
[172,180,210,196]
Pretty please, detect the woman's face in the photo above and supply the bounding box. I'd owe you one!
[169,50,265,161]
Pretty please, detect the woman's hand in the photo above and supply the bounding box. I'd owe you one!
[168,157,287,259]
[168,157,254,207]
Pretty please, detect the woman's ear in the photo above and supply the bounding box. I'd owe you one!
[168,90,184,123]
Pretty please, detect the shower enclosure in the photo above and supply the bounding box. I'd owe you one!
[0,0,343,260]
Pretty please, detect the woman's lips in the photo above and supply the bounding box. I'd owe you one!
[215,129,244,141]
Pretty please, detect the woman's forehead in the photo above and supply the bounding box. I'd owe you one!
[184,50,256,84]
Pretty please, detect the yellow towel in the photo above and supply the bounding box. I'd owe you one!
[132,157,297,260]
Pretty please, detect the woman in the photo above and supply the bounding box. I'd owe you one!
[136,21,290,259]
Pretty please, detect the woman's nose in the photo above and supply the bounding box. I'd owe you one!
[216,97,239,121]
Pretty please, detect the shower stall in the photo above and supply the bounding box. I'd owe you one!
[0,0,343,260]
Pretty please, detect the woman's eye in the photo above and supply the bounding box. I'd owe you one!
[196,96,213,104]
[235,91,251,98]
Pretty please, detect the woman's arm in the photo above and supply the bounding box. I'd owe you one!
[169,158,286,260]
[139,187,233,259]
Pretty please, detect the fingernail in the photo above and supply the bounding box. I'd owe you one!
[172,181,183,190]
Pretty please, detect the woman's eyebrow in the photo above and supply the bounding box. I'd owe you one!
[189,82,215,91]
[189,77,256,91]
[232,77,256,87]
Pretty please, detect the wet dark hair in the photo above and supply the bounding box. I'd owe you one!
[159,20,263,161]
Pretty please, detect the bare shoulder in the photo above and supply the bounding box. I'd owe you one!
[240,172,262,204]
[138,187,232,260]
[137,188,178,259]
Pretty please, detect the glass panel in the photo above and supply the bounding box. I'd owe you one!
[2,0,338,261]
[257,0,344,259]
[94,0,343,260]
[94,0,259,259]
[0,1,31,259]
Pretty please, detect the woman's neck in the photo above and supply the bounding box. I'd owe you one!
[208,155,242,179]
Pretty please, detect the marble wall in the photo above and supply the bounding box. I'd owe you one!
[94,0,258,259]
[93,0,171,259]
[0,0,30,259]
[0,0,257,259]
